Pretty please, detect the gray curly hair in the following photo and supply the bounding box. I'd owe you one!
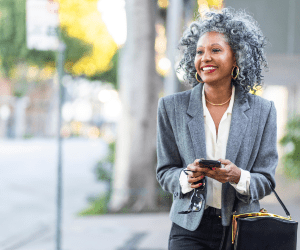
[178,7,268,93]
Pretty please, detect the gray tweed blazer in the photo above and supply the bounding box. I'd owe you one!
[156,83,278,231]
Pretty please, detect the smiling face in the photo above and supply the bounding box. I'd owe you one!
[194,31,236,85]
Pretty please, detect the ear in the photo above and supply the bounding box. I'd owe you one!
[233,55,237,66]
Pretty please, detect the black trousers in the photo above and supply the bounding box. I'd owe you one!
[169,207,228,250]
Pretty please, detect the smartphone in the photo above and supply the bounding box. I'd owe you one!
[184,159,221,187]
[198,159,221,170]
[193,160,221,186]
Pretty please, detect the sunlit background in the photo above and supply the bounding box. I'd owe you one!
[0,0,299,249]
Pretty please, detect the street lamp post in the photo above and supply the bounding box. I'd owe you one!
[26,1,64,249]
[55,41,65,250]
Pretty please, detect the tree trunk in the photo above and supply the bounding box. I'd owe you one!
[109,0,161,212]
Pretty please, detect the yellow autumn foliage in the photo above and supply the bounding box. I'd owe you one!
[157,0,169,8]
[198,0,223,14]
[57,0,118,76]
[206,0,223,8]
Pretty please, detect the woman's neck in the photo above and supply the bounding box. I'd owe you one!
[204,83,232,105]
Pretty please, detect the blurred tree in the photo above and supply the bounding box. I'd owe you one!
[58,0,118,81]
[0,0,34,78]
[109,0,162,213]
[0,0,118,88]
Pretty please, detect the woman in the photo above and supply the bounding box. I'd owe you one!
[156,8,278,250]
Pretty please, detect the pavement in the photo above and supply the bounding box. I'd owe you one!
[7,213,172,250]
[1,139,299,250]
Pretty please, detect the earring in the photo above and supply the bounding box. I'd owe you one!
[231,66,239,80]
[195,72,204,83]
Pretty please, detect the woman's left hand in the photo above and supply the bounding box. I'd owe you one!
[203,159,241,184]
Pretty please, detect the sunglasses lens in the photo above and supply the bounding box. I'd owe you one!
[192,200,203,211]
[191,192,203,211]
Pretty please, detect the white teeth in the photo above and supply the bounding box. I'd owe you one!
[202,67,216,71]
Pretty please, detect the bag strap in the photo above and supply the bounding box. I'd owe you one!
[269,182,291,218]
[232,180,291,218]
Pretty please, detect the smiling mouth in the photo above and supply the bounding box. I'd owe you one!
[202,67,216,71]
[202,67,217,73]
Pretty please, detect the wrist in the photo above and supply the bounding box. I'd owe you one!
[230,167,241,184]
[232,176,240,184]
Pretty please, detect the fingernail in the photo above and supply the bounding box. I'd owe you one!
[199,183,202,186]
[200,176,204,179]
[212,168,216,171]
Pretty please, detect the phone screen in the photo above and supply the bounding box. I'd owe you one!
[199,159,221,169]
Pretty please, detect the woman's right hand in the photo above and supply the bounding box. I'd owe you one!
[186,159,205,189]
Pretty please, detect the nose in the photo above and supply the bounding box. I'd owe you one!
[201,51,212,62]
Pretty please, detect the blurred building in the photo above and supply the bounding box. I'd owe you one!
[25,80,57,137]
[226,0,300,115]
[0,79,57,138]
[0,76,120,140]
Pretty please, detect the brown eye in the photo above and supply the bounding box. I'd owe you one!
[212,49,221,53]
[197,50,204,55]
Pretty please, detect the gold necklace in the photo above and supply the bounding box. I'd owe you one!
[205,96,231,106]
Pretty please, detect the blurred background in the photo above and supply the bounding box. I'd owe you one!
[0,0,299,249]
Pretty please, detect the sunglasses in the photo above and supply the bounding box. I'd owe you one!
[178,169,206,214]
[178,189,204,214]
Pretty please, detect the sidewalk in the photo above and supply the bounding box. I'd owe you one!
[19,178,300,250]
[11,200,300,250]
[16,213,171,250]
[8,186,299,250]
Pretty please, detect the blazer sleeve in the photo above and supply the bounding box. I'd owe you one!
[156,97,183,197]
[236,101,278,204]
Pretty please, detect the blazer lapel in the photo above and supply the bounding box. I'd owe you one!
[187,83,207,160]
[225,85,250,165]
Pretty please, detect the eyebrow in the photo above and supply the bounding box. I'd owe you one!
[197,43,222,48]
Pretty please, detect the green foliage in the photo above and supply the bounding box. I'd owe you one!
[280,116,300,179]
[94,141,115,182]
[95,165,111,182]
[25,49,56,68]
[88,51,118,89]
[120,206,129,214]
[62,28,93,70]
[78,194,109,216]
[0,0,27,76]
[79,141,116,216]
[107,142,116,162]
[23,133,34,139]
[13,81,28,98]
